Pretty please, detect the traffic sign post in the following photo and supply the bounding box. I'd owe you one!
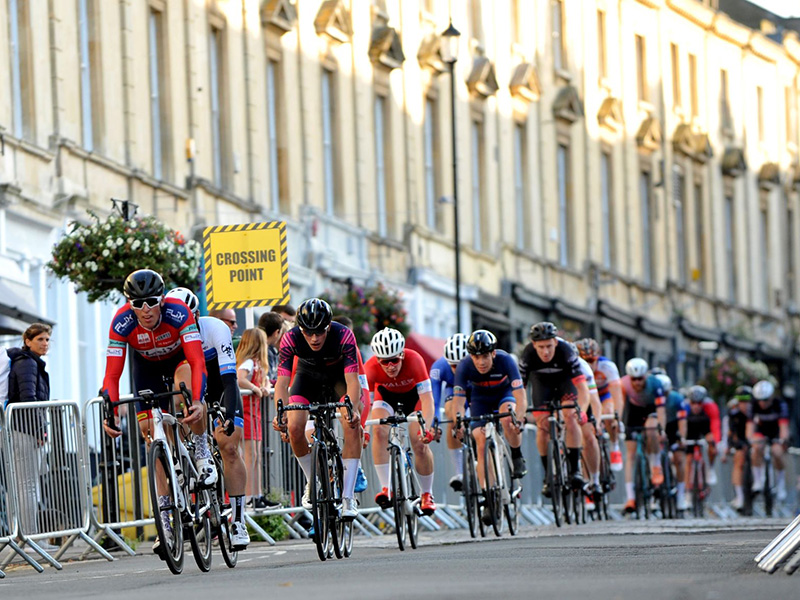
[203,221,290,309]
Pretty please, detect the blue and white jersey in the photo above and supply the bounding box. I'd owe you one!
[198,316,237,376]
[430,356,455,417]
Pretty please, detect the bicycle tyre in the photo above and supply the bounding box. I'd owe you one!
[560,441,573,525]
[212,452,237,568]
[634,452,646,520]
[658,451,674,519]
[484,438,504,537]
[148,441,184,575]
[463,441,481,538]
[330,452,345,559]
[693,457,705,518]
[405,451,420,550]
[547,439,563,527]
[764,455,773,517]
[742,449,754,517]
[503,449,520,535]
[311,443,331,561]
[187,485,213,572]
[391,446,407,551]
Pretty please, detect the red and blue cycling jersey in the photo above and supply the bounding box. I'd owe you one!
[102,298,207,404]
[454,350,524,404]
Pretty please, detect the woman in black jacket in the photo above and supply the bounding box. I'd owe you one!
[7,322,52,536]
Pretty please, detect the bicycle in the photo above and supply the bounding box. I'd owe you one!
[528,402,578,528]
[277,393,354,562]
[750,437,775,517]
[684,438,709,518]
[206,399,238,568]
[105,384,214,574]
[364,411,428,550]
[591,413,617,521]
[628,426,658,520]
[454,413,485,538]
[656,436,677,520]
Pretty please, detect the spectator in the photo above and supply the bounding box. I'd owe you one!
[236,328,271,509]
[7,323,52,536]
[257,311,285,383]
[271,304,296,325]
[210,309,238,337]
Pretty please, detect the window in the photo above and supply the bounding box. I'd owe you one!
[470,0,483,44]
[374,95,391,238]
[597,10,607,81]
[321,69,339,216]
[724,194,737,302]
[149,7,171,181]
[694,182,705,290]
[209,24,225,186]
[720,69,732,131]
[266,59,283,213]
[670,43,680,109]
[423,98,442,232]
[557,143,571,267]
[553,0,565,72]
[9,0,35,140]
[688,53,698,119]
[757,86,765,143]
[513,123,529,250]
[512,0,522,46]
[640,170,653,285]
[78,0,101,152]
[471,120,486,251]
[786,86,797,148]
[674,169,687,285]
[635,35,647,103]
[760,201,770,307]
[600,150,614,269]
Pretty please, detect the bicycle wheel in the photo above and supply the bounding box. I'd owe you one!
[484,438,504,537]
[148,441,184,575]
[463,442,481,538]
[405,452,420,550]
[330,452,345,560]
[187,485,213,572]
[692,458,705,518]
[502,450,520,535]
[311,443,331,561]
[764,457,773,517]
[391,446,407,551]
[560,442,573,525]
[660,451,676,519]
[634,453,647,520]
[546,440,563,527]
[742,450,754,517]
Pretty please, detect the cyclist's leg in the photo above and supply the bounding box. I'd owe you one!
[370,399,393,497]
[623,405,647,508]
[581,420,600,489]
[731,446,745,507]
[530,379,552,479]
[751,434,765,491]
[468,397,492,489]
[444,396,464,487]
[772,439,787,499]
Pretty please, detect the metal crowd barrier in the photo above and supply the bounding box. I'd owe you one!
[0,401,113,572]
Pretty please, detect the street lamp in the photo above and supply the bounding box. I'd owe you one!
[441,21,461,333]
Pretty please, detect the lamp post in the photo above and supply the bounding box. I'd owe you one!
[441,21,461,333]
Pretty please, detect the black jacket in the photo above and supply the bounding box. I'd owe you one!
[7,347,50,439]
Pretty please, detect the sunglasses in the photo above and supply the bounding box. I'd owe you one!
[631,376,645,382]
[300,326,328,337]
[221,318,238,327]
[378,356,402,366]
[130,296,162,310]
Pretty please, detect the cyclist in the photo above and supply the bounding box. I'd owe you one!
[271,298,364,520]
[365,328,437,515]
[430,333,469,491]
[518,322,587,494]
[747,379,790,501]
[101,270,215,554]
[683,385,718,496]
[569,342,602,509]
[620,357,665,513]
[575,338,624,471]
[723,386,752,510]
[165,287,250,548]
[654,371,690,511]
[454,330,527,522]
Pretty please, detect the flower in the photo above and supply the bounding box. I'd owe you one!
[319,282,410,346]
[47,209,202,303]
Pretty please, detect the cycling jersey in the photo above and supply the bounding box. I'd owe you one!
[665,391,689,424]
[752,398,790,440]
[577,357,597,391]
[701,399,722,443]
[620,375,665,409]
[429,356,455,416]
[197,316,243,427]
[518,340,584,409]
[685,407,711,441]
[592,356,620,402]
[727,405,751,448]
[365,349,432,416]
[454,350,523,427]
[102,297,207,405]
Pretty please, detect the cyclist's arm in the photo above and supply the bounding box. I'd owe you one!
[678,418,687,442]
[220,371,241,420]
[608,379,624,417]
[511,386,527,420]
[102,340,127,405]
[179,321,207,403]
[429,367,443,417]
[345,371,363,421]
[418,390,435,428]
[589,389,602,425]
[703,400,722,443]
[745,418,754,442]
[575,376,590,414]
[273,374,291,415]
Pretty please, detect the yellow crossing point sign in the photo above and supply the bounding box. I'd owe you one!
[203,221,290,309]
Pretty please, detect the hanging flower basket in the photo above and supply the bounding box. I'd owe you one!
[699,353,776,403]
[320,282,409,346]
[47,210,202,303]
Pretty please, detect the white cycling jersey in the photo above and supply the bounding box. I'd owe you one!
[197,316,237,376]
[577,356,597,390]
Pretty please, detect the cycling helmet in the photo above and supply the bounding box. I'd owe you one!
[444,333,469,365]
[575,338,600,360]
[654,373,673,394]
[568,341,579,355]
[529,322,558,342]
[370,327,405,359]
[123,269,164,299]
[296,298,333,333]
[752,380,775,401]
[467,330,497,355]
[733,385,753,402]
[649,367,666,376]
[687,385,707,403]
[165,287,199,314]
[625,357,649,378]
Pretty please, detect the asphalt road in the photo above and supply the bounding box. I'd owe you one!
[2,520,798,599]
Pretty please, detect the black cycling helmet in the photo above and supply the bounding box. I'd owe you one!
[467,330,497,355]
[529,321,558,342]
[296,298,333,333]
[733,385,753,401]
[123,269,165,299]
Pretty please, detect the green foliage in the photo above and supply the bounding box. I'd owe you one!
[699,354,776,402]
[247,512,290,542]
[47,210,202,303]
[320,282,409,346]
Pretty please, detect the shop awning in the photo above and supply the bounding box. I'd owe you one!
[405,332,447,370]
[0,276,53,335]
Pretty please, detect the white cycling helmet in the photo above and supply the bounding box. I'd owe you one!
[654,373,673,394]
[370,327,405,359]
[444,333,468,365]
[165,287,199,314]
[625,357,649,378]
[752,380,775,401]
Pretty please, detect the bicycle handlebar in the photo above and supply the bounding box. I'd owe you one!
[103,383,191,433]
[527,402,578,413]
[276,396,354,428]
[364,412,427,439]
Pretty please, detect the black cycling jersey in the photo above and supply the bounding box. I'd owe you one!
[518,340,584,388]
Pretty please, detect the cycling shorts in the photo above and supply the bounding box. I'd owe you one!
[665,420,680,447]
[530,378,578,409]
[133,349,188,420]
[288,362,347,406]
[373,387,421,417]
[623,402,655,432]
